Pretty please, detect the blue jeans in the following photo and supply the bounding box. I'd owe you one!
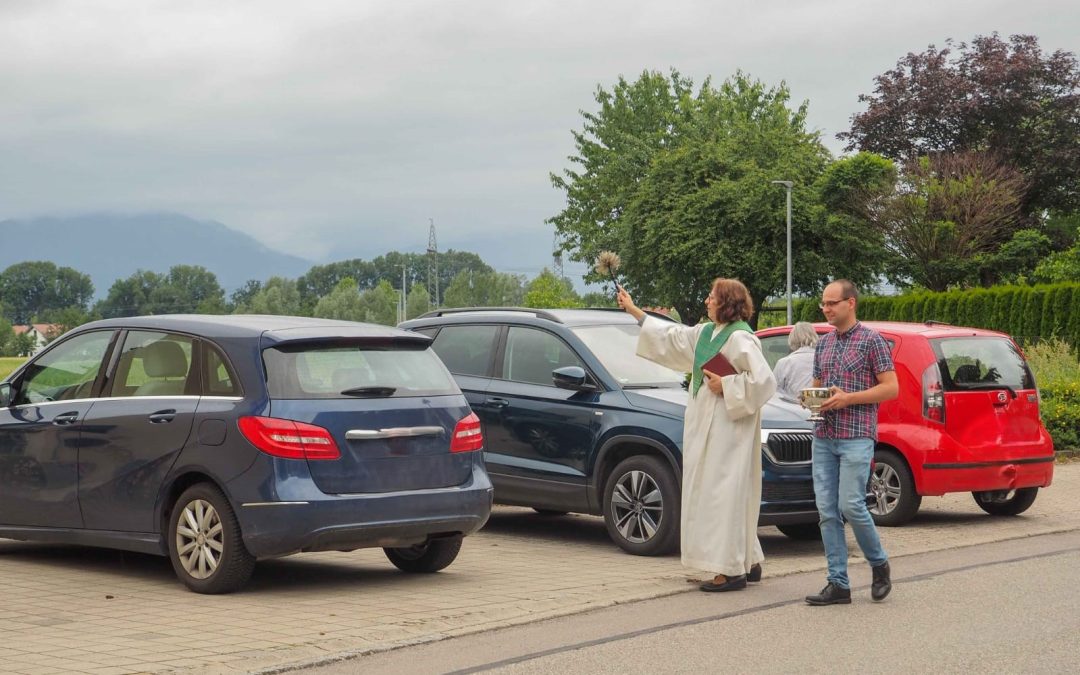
[812,437,888,589]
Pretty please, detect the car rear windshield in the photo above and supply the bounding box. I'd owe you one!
[263,342,459,399]
[570,324,685,387]
[930,337,1035,391]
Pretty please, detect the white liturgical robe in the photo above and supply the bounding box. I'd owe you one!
[637,316,777,576]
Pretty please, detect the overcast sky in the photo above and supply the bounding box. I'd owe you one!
[2,0,1077,282]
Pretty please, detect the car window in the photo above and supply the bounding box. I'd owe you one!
[263,343,458,399]
[571,323,683,387]
[202,342,241,396]
[430,325,499,377]
[502,327,584,386]
[759,334,793,371]
[931,337,1034,391]
[109,331,196,398]
[14,331,113,405]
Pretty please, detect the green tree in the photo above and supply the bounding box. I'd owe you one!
[229,279,263,311]
[0,261,94,324]
[1032,227,1080,283]
[523,269,582,309]
[236,277,303,316]
[313,278,364,321]
[406,284,431,320]
[0,318,14,356]
[158,265,226,314]
[551,70,849,325]
[442,270,527,308]
[11,331,37,357]
[95,270,164,318]
[356,280,398,325]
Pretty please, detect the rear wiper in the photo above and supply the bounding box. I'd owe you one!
[339,386,396,397]
[954,383,1017,398]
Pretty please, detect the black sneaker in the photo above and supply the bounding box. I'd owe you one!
[871,561,892,601]
[805,582,851,606]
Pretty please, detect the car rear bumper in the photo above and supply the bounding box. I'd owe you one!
[918,455,1055,495]
[236,464,493,558]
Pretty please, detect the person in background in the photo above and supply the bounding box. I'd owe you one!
[618,279,776,592]
[773,321,819,402]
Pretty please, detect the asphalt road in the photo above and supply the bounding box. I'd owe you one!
[301,529,1080,674]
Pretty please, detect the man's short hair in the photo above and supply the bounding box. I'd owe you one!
[832,279,859,305]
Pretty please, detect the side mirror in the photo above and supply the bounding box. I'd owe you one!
[552,366,595,391]
[0,383,11,407]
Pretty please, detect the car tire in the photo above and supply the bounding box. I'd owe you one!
[168,483,255,594]
[972,487,1039,516]
[868,450,921,526]
[776,522,822,540]
[602,455,680,556]
[533,508,569,516]
[384,536,463,573]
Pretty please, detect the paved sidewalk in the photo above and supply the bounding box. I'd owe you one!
[1,464,1078,675]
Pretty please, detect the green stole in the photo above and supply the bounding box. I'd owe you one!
[692,321,752,397]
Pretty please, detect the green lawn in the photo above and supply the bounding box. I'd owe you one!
[1,357,26,381]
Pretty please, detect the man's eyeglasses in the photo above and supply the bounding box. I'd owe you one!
[819,298,851,310]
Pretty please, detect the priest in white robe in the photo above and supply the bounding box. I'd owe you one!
[618,279,776,591]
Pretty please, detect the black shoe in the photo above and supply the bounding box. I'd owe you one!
[700,574,747,592]
[747,563,762,583]
[871,561,892,601]
[805,582,851,605]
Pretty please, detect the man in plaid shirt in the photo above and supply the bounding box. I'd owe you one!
[805,280,899,606]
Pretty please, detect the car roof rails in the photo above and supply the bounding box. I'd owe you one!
[924,319,953,326]
[416,307,564,323]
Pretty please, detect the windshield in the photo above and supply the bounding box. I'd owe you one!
[571,324,685,388]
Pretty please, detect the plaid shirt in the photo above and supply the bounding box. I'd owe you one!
[812,321,894,440]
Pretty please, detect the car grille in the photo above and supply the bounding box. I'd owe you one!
[762,481,817,502]
[765,432,813,464]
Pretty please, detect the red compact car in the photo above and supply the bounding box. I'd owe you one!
[757,321,1055,525]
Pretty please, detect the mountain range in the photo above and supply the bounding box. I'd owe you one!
[0,213,314,297]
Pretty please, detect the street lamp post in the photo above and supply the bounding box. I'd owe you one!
[771,180,794,324]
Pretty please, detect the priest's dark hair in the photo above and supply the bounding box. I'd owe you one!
[710,278,754,323]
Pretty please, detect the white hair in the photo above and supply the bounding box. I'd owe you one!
[788,321,819,350]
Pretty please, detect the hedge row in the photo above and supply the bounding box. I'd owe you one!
[795,283,1080,348]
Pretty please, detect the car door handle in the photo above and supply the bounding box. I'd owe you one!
[148,409,177,424]
[483,398,510,409]
[52,411,81,426]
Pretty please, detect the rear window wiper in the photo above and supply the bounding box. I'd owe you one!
[339,386,396,397]
[953,383,1017,398]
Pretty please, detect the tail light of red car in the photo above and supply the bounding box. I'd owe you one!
[238,416,342,460]
[450,412,484,453]
[922,363,946,424]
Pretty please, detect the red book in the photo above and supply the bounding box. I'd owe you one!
[702,351,738,378]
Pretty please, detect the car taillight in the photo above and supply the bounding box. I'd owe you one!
[450,412,483,453]
[237,416,341,460]
[922,363,946,424]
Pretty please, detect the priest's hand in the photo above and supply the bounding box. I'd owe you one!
[617,287,645,322]
[702,370,724,396]
[819,386,851,411]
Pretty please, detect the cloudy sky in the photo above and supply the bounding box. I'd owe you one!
[2,0,1077,282]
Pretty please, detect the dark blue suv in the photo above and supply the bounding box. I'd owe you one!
[0,315,492,593]
[400,308,819,556]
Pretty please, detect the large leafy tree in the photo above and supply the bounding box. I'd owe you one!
[235,277,303,316]
[0,261,94,324]
[405,284,431,320]
[96,265,225,317]
[861,152,1030,291]
[313,278,364,321]
[840,33,1080,217]
[551,71,877,325]
[523,269,582,309]
[442,270,526,308]
[96,270,163,318]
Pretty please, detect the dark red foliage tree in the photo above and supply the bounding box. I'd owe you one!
[841,34,1080,216]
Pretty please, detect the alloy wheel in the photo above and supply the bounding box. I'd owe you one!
[869,463,902,517]
[175,498,224,580]
[609,470,664,544]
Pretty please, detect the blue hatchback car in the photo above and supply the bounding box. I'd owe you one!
[0,315,493,593]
